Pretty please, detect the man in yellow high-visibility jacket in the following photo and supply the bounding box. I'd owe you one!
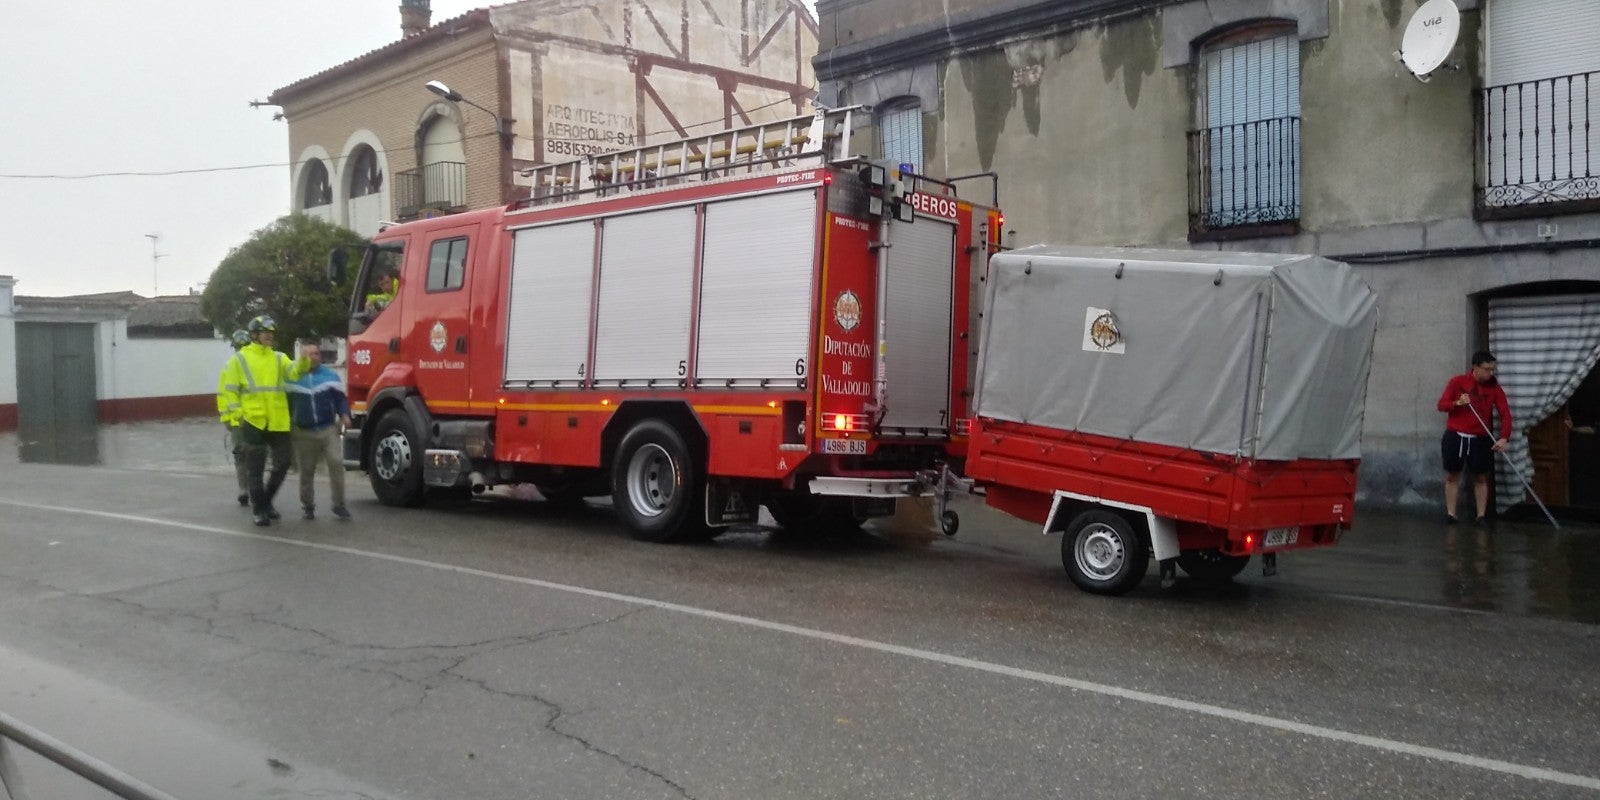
[216,329,252,507]
[217,315,311,526]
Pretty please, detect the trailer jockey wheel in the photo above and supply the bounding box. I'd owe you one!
[611,420,707,543]
[1175,549,1251,582]
[1062,510,1149,595]
[369,409,425,507]
[940,510,960,537]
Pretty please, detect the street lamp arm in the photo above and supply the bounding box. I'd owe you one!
[459,97,510,136]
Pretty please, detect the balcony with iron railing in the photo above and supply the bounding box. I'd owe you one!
[1477,70,1600,219]
[1186,116,1301,239]
[395,161,467,219]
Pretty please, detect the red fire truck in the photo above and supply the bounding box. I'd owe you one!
[329,107,1002,542]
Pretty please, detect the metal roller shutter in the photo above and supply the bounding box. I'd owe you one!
[1488,0,1600,87]
[593,207,698,384]
[504,221,596,386]
[695,189,817,387]
[881,218,955,433]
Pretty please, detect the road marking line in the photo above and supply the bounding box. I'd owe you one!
[6,499,1598,792]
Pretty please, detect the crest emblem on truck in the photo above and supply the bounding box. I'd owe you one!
[1083,308,1125,354]
[834,290,862,333]
[430,321,447,353]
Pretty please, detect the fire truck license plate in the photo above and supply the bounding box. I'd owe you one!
[1263,527,1299,548]
[820,439,867,455]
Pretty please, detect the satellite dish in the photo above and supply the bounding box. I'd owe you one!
[1396,0,1461,81]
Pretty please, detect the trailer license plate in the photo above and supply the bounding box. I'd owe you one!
[820,439,866,455]
[1263,527,1299,548]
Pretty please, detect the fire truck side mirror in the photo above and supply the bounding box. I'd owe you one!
[327,248,348,285]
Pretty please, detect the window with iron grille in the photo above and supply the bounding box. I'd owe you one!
[1189,25,1301,237]
[1476,0,1600,218]
[877,99,923,174]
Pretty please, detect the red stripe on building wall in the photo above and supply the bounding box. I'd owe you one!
[96,394,216,424]
[0,404,16,431]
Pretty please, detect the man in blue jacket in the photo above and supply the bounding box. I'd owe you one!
[286,339,353,520]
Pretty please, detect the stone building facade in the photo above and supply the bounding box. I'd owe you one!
[815,0,1600,514]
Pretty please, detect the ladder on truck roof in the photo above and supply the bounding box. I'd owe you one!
[518,105,864,207]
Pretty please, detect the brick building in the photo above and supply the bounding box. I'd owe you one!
[268,0,818,237]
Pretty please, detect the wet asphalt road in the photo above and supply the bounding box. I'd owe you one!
[1,421,1598,799]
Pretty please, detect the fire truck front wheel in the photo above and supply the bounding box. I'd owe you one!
[1062,510,1149,595]
[369,409,425,507]
[611,420,707,543]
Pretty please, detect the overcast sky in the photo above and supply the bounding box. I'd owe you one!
[2,0,816,299]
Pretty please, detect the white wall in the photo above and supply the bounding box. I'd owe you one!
[0,277,15,406]
[108,336,234,400]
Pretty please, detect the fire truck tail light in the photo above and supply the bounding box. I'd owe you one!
[1244,534,1256,552]
[823,413,868,432]
[953,418,972,436]
[997,214,1005,227]
[823,172,833,186]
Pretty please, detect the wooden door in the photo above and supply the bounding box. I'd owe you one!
[1526,411,1569,506]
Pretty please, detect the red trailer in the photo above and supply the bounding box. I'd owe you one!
[958,246,1379,594]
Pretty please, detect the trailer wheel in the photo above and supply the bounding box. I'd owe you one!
[1176,549,1251,582]
[369,409,425,507]
[766,491,861,535]
[611,420,705,543]
[1062,510,1148,595]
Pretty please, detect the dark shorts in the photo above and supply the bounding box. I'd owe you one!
[1441,432,1494,474]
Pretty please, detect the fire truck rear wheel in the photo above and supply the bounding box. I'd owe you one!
[1062,510,1148,595]
[611,420,706,543]
[1176,549,1251,582]
[765,491,862,535]
[369,409,425,507]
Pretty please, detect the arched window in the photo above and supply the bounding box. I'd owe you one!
[300,159,332,209]
[419,114,466,209]
[348,145,382,197]
[877,98,923,174]
[1190,22,1300,234]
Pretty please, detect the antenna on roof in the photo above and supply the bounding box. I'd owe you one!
[1393,0,1461,83]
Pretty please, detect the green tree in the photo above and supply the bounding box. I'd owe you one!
[201,214,367,347]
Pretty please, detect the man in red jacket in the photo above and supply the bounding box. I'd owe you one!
[1437,350,1512,524]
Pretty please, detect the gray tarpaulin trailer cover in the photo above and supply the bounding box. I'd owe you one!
[973,246,1379,462]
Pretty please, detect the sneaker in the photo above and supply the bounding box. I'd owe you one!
[253,514,271,527]
[1444,514,1459,524]
[303,506,315,520]
[237,493,249,507]
[1475,515,1489,526]
[332,506,351,520]
[266,506,281,520]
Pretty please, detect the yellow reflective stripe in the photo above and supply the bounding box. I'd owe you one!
[233,353,258,392]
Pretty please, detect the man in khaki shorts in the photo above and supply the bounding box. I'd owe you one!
[286,339,352,520]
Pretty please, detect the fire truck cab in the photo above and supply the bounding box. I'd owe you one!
[330,106,1001,542]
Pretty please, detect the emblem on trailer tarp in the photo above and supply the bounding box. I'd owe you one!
[430,321,448,353]
[1083,308,1125,354]
[834,290,863,333]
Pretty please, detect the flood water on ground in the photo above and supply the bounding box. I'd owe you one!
[4,416,1599,623]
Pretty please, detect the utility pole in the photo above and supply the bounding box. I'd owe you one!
[143,233,167,296]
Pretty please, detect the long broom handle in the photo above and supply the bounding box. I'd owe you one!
[1467,403,1560,529]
